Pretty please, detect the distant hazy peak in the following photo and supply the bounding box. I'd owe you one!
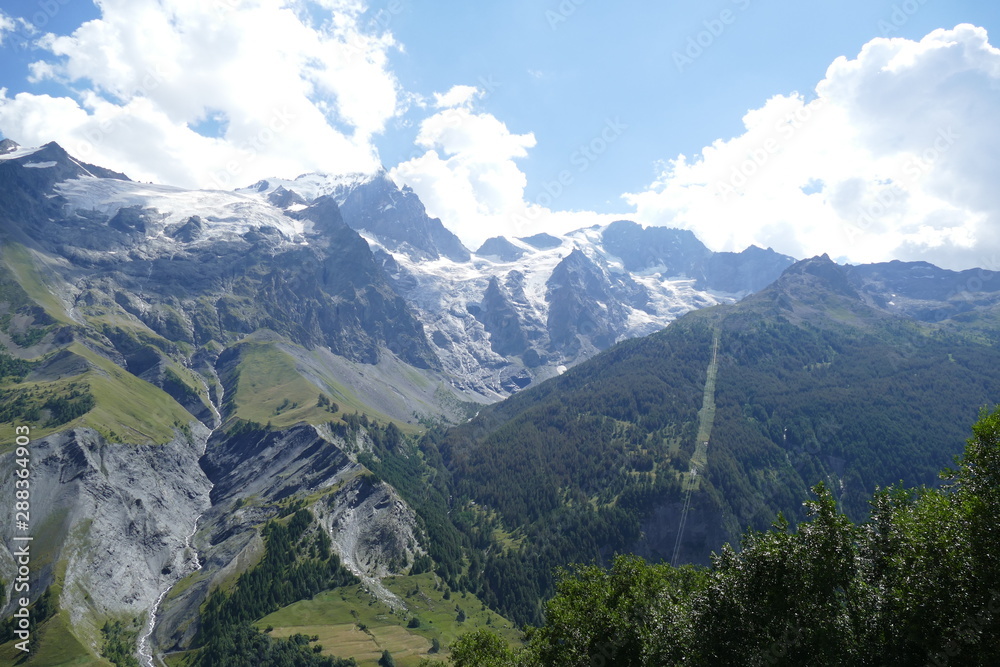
[518,232,564,250]
[476,236,527,262]
[766,254,862,303]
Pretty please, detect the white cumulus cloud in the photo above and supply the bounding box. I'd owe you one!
[391,84,621,249]
[0,10,33,47]
[626,24,1000,271]
[391,85,536,247]
[0,12,13,46]
[433,85,480,109]
[0,0,402,189]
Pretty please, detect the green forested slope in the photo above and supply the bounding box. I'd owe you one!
[449,405,1000,666]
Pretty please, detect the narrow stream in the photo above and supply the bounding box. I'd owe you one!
[137,504,209,667]
[137,376,223,667]
[137,589,170,667]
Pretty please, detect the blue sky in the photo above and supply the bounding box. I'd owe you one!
[381,0,1000,212]
[2,1,1000,270]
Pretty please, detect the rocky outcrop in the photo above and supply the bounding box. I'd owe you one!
[200,424,356,504]
[166,216,204,243]
[266,185,306,209]
[336,172,471,262]
[845,260,1000,322]
[472,276,530,357]
[601,219,795,293]
[315,473,424,608]
[701,245,799,293]
[546,249,649,354]
[0,142,126,245]
[601,220,711,274]
[517,233,563,250]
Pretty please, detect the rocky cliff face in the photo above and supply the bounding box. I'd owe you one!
[844,260,1000,321]
[0,426,212,655]
[601,219,794,293]
[471,276,531,357]
[476,236,527,262]
[245,170,471,262]
[315,473,423,604]
[156,422,426,650]
[545,248,650,354]
[0,419,429,658]
[0,141,127,228]
[601,220,712,273]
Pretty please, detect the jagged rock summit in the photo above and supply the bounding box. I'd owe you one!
[0,137,20,154]
[242,168,471,262]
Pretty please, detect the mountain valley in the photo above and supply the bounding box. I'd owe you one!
[1,140,999,665]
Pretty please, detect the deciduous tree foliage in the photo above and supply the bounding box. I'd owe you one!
[449,628,525,667]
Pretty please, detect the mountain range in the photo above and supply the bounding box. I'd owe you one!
[1,139,999,664]
[241,166,796,397]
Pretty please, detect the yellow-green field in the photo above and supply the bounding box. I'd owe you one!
[0,609,109,667]
[227,341,421,433]
[256,573,522,666]
[228,341,344,428]
[0,340,200,449]
[1,242,73,324]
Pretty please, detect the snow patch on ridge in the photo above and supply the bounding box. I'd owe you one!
[0,145,45,161]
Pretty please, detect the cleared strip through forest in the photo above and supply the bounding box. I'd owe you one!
[671,329,720,566]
